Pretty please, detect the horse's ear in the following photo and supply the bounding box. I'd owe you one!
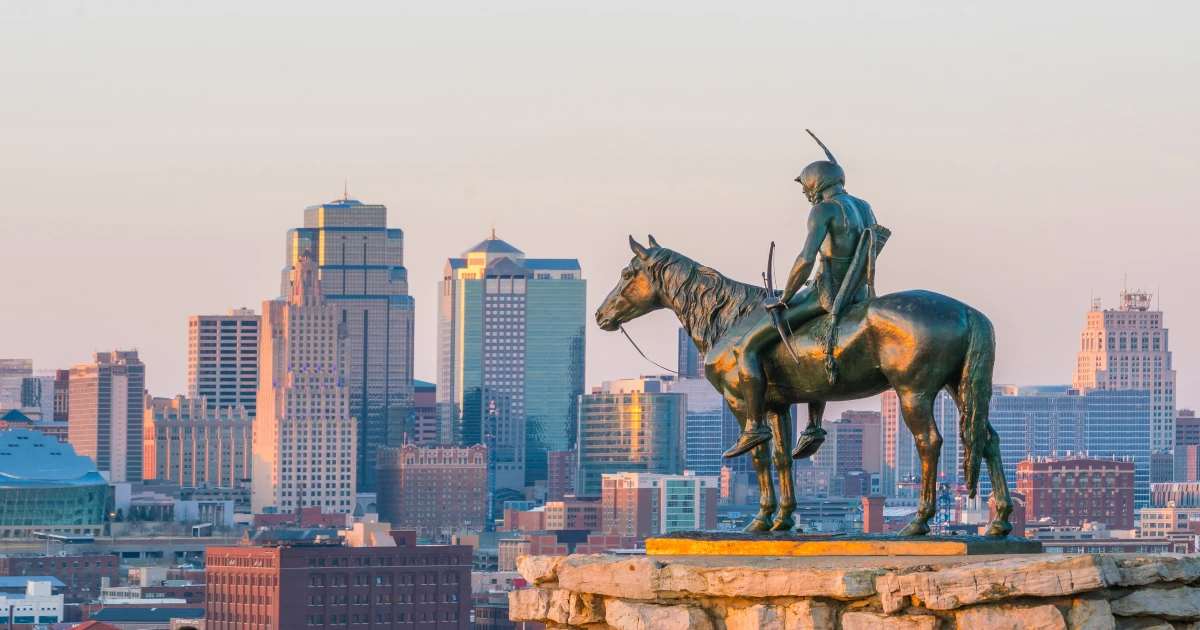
[647,234,660,249]
[629,236,649,260]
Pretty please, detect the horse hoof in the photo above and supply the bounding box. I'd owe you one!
[770,518,795,532]
[984,521,1013,537]
[744,518,773,532]
[897,521,930,537]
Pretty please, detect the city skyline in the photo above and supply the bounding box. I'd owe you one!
[1,5,1196,416]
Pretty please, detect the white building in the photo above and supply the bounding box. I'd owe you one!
[251,251,358,514]
[188,308,260,418]
[0,580,63,626]
[1073,291,1176,453]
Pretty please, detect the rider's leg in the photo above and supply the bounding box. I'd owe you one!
[723,315,777,458]
[793,401,827,459]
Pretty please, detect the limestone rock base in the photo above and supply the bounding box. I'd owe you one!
[509,552,1200,630]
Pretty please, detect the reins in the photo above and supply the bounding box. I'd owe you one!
[619,325,680,375]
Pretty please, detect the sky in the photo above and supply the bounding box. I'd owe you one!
[1,1,1197,417]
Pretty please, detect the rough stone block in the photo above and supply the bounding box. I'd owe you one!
[1110,586,1200,620]
[840,611,939,630]
[558,556,663,600]
[1114,617,1173,630]
[1068,596,1115,630]
[897,554,1118,610]
[567,592,605,625]
[517,555,566,585]
[726,603,786,630]
[605,599,714,630]
[954,603,1067,629]
[784,600,837,630]
[508,587,552,622]
[877,573,910,614]
[1116,556,1200,587]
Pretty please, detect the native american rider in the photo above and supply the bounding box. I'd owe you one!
[724,131,890,460]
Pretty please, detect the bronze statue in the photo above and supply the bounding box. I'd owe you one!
[595,134,1012,537]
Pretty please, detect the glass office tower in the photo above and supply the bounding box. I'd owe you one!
[437,232,585,512]
[280,197,415,493]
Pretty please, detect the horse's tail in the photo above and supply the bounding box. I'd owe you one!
[960,307,997,499]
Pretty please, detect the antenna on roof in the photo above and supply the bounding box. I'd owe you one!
[343,179,349,201]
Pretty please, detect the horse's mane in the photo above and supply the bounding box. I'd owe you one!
[648,248,767,355]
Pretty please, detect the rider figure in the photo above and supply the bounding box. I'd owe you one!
[724,132,883,460]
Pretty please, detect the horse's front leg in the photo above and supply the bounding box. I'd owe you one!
[768,407,796,531]
[747,442,777,532]
[896,392,941,536]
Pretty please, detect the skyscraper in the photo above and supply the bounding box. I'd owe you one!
[575,376,686,497]
[188,309,260,418]
[1073,291,1177,453]
[68,350,146,482]
[144,395,251,488]
[677,328,704,378]
[253,252,358,514]
[882,386,1153,506]
[0,359,32,409]
[437,231,585,506]
[672,378,733,480]
[281,196,414,493]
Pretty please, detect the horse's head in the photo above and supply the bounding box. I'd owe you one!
[595,235,665,331]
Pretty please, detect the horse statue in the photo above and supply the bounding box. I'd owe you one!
[595,235,1012,537]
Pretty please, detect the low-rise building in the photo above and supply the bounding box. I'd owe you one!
[0,579,63,626]
[544,497,600,531]
[143,395,251,489]
[601,472,717,538]
[0,428,108,537]
[1016,457,1136,529]
[0,554,118,603]
[376,444,487,541]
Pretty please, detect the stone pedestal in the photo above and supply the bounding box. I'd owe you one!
[509,552,1200,629]
[646,531,1042,556]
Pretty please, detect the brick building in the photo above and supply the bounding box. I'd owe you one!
[0,554,118,602]
[546,450,577,502]
[376,444,487,541]
[600,472,717,538]
[1015,458,1136,529]
[205,534,471,629]
[544,497,599,531]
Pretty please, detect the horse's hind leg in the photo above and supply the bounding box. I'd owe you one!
[767,406,796,531]
[983,426,1014,536]
[896,391,942,536]
[747,441,777,532]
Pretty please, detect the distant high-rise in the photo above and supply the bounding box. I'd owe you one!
[375,444,487,541]
[188,309,260,418]
[437,231,585,506]
[1175,409,1199,481]
[546,450,577,503]
[1073,291,1176,452]
[600,471,717,538]
[68,350,146,482]
[144,395,251,488]
[677,328,704,378]
[253,251,358,514]
[672,378,736,480]
[53,369,70,422]
[407,380,438,446]
[812,410,882,477]
[575,376,685,497]
[281,196,415,494]
[883,386,1153,506]
[0,359,32,409]
[1016,457,1135,529]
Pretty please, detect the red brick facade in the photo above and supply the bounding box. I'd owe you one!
[205,537,472,629]
[1016,458,1135,529]
[0,554,118,602]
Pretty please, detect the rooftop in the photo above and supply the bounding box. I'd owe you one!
[462,230,524,257]
[0,429,108,489]
[89,607,204,622]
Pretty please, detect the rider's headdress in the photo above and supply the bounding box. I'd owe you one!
[796,129,845,203]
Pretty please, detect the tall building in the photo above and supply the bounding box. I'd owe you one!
[676,328,704,378]
[252,251,358,514]
[68,350,146,482]
[1073,291,1177,453]
[600,472,717,538]
[671,378,741,482]
[18,372,55,421]
[188,309,260,418]
[812,410,882,477]
[407,380,438,446]
[144,395,251,488]
[883,386,1153,506]
[0,359,32,409]
[546,450,577,502]
[1016,457,1136,529]
[205,535,472,630]
[437,232,585,506]
[281,196,415,493]
[53,369,70,422]
[575,377,686,497]
[1175,410,1199,481]
[375,444,487,540]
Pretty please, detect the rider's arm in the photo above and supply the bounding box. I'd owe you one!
[779,206,830,303]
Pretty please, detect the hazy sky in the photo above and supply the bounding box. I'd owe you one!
[2,1,1197,417]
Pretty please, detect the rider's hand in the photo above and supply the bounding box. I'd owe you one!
[765,295,786,311]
